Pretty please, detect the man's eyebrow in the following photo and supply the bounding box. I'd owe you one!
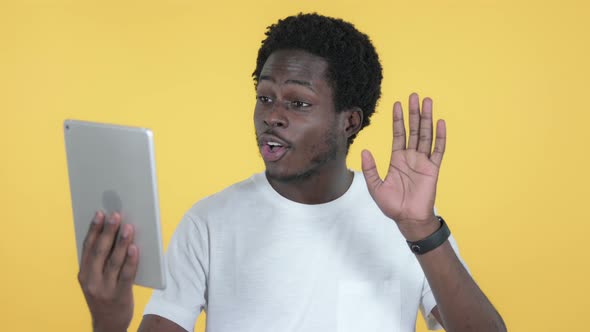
[259,75,275,83]
[259,75,316,92]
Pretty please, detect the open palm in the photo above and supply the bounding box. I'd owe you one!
[362,93,446,226]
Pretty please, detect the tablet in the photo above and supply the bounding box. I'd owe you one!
[64,119,166,289]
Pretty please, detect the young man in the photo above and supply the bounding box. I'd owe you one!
[78,13,506,332]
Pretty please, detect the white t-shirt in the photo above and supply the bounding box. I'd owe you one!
[144,172,463,331]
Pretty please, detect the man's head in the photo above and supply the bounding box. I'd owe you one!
[253,13,383,147]
[253,13,382,183]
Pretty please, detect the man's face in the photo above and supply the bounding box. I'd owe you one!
[254,49,347,182]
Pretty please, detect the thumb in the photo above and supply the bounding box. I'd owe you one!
[361,149,383,197]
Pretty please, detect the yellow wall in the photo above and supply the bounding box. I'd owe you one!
[1,1,588,331]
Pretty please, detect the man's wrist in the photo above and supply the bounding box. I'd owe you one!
[397,216,441,242]
[94,328,127,332]
[405,216,451,255]
[93,322,128,332]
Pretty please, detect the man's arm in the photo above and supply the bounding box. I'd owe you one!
[400,216,505,331]
[420,240,505,331]
[138,315,187,332]
[361,93,506,332]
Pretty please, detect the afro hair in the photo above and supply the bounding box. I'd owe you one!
[253,13,383,146]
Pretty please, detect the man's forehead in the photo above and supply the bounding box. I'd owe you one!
[260,49,329,82]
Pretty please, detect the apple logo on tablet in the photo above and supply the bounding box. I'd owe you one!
[102,190,123,215]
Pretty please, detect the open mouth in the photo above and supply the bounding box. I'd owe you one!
[261,141,288,162]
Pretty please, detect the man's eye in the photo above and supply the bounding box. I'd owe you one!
[256,96,272,103]
[291,101,311,108]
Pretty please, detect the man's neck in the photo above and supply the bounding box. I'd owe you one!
[266,163,354,205]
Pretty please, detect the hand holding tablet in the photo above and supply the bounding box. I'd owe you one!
[77,211,138,332]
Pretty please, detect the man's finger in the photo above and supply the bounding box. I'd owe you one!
[431,119,446,166]
[79,211,105,281]
[105,223,135,288]
[118,244,139,291]
[89,213,121,277]
[361,149,383,198]
[417,97,433,155]
[392,102,406,152]
[407,93,420,150]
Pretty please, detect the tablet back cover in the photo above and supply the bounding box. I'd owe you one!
[64,119,166,289]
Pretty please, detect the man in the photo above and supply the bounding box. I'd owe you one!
[78,13,506,332]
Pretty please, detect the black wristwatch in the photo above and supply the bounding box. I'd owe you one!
[406,216,451,255]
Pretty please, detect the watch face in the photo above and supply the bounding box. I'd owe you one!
[411,244,422,254]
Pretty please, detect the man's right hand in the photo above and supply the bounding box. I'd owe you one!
[78,211,139,332]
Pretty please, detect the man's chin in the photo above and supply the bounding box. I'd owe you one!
[265,167,314,184]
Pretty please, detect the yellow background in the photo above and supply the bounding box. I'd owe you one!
[1,1,588,331]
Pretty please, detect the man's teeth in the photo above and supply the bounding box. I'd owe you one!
[267,142,283,147]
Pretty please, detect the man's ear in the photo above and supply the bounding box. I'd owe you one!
[342,107,364,138]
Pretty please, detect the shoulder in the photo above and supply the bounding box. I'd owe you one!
[167,173,264,244]
[183,173,265,223]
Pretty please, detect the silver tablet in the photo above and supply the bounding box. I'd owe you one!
[64,119,166,289]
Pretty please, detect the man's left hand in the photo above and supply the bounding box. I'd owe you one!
[361,92,446,241]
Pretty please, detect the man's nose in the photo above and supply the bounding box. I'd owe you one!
[264,103,288,128]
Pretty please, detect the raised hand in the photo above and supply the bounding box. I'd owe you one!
[78,211,139,332]
[361,93,446,240]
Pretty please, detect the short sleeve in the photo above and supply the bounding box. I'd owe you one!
[143,212,209,332]
[419,235,469,330]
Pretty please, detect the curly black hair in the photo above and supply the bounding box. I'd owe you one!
[252,13,383,146]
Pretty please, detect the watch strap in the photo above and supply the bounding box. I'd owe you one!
[406,216,451,255]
